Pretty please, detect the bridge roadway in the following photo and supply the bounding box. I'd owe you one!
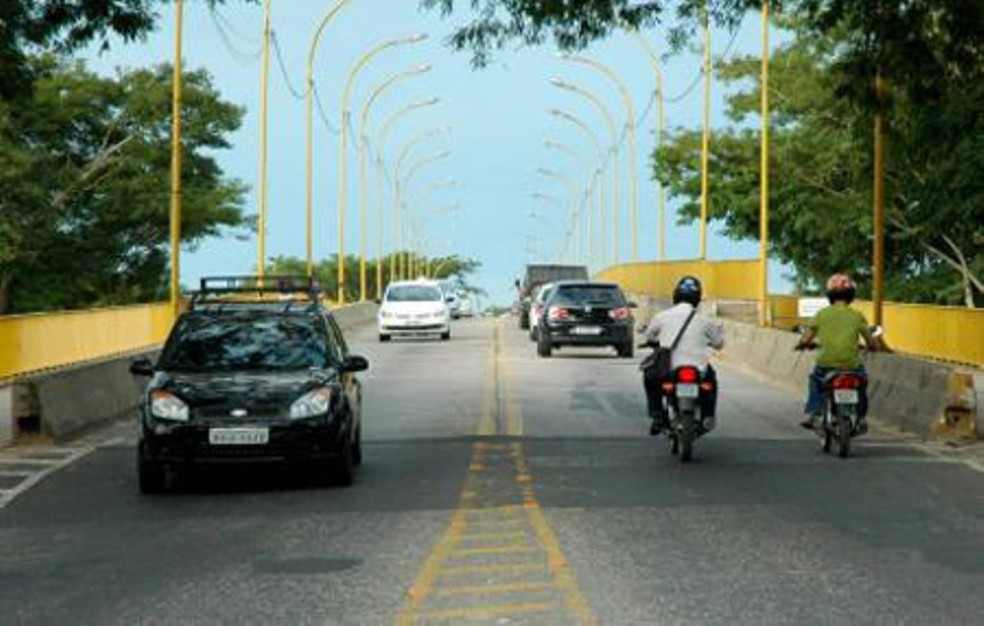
[2,318,984,625]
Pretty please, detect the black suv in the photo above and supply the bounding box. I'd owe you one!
[130,276,369,494]
[535,281,635,358]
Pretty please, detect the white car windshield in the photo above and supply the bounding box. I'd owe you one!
[386,285,443,302]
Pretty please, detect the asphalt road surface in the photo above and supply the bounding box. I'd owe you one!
[3,318,984,625]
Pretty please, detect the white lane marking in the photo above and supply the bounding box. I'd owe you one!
[0,446,95,509]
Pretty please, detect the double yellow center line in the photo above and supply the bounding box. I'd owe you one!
[398,320,596,624]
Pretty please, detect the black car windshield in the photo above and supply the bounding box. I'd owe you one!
[386,285,443,302]
[551,285,626,307]
[160,315,329,372]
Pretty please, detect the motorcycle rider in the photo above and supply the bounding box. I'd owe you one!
[794,273,880,431]
[642,276,725,434]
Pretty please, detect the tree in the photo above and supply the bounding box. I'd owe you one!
[655,32,983,305]
[0,57,250,313]
[422,0,758,67]
[265,254,484,303]
[0,0,251,101]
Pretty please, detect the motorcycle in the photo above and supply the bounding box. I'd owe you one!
[640,340,716,462]
[794,326,883,458]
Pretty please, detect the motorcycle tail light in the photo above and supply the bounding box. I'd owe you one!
[608,307,631,321]
[548,306,570,321]
[677,367,699,384]
[832,375,862,390]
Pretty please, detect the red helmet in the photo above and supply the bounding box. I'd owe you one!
[825,273,857,303]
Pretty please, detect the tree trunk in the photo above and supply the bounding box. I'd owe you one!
[0,273,11,315]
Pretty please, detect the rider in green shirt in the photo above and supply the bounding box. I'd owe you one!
[795,273,881,431]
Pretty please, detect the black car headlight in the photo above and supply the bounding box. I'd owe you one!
[289,388,333,420]
[150,390,190,422]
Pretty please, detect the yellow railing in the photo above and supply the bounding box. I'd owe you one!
[598,260,984,367]
[0,303,174,380]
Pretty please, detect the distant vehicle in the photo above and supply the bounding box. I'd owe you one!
[446,292,462,319]
[515,264,589,330]
[129,276,369,494]
[536,281,635,358]
[457,294,474,317]
[378,280,451,342]
[528,282,557,342]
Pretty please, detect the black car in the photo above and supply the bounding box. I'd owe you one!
[130,276,369,494]
[535,281,635,358]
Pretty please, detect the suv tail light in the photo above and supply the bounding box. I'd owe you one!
[548,306,570,321]
[677,367,700,384]
[832,374,862,390]
[608,307,631,321]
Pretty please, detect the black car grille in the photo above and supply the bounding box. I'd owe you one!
[191,404,287,422]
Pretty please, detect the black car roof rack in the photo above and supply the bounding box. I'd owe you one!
[188,275,326,313]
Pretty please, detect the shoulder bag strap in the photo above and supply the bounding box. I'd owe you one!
[669,308,699,352]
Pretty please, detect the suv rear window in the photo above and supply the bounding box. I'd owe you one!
[551,285,626,307]
[160,315,330,372]
[386,285,443,302]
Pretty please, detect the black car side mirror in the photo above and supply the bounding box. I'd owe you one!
[342,355,370,373]
[129,357,155,377]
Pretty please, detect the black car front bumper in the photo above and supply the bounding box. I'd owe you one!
[140,417,346,466]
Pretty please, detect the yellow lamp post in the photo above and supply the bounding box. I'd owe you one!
[544,140,595,268]
[549,78,620,265]
[377,103,443,281]
[350,62,431,302]
[304,0,352,277]
[416,201,464,276]
[399,150,452,277]
[390,127,448,275]
[628,30,667,260]
[759,2,771,327]
[169,0,184,320]
[562,54,639,261]
[700,13,712,259]
[256,0,271,282]
[535,167,583,264]
[548,108,607,266]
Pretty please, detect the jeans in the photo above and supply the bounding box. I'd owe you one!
[805,365,868,418]
[644,364,718,421]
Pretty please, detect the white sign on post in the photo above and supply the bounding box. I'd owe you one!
[797,297,828,319]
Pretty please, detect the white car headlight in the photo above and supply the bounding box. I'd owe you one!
[290,388,332,420]
[150,391,190,422]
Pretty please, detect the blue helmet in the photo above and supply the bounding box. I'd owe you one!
[673,275,703,306]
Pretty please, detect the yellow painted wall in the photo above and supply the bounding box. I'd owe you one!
[598,260,984,367]
[0,303,174,380]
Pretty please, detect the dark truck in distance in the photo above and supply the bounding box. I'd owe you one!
[514,264,589,330]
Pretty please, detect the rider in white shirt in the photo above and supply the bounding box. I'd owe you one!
[642,276,724,434]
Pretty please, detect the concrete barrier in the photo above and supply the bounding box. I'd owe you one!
[0,384,13,446]
[1,302,380,444]
[634,295,979,440]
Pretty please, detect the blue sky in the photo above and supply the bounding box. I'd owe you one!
[83,0,792,306]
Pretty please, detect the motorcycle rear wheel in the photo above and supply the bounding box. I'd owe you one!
[679,413,695,462]
[837,415,852,458]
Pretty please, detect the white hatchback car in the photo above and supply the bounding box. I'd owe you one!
[378,281,451,342]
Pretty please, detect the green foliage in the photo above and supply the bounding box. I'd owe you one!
[655,31,983,305]
[0,57,250,313]
[422,0,758,66]
[265,254,484,302]
[0,0,252,100]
